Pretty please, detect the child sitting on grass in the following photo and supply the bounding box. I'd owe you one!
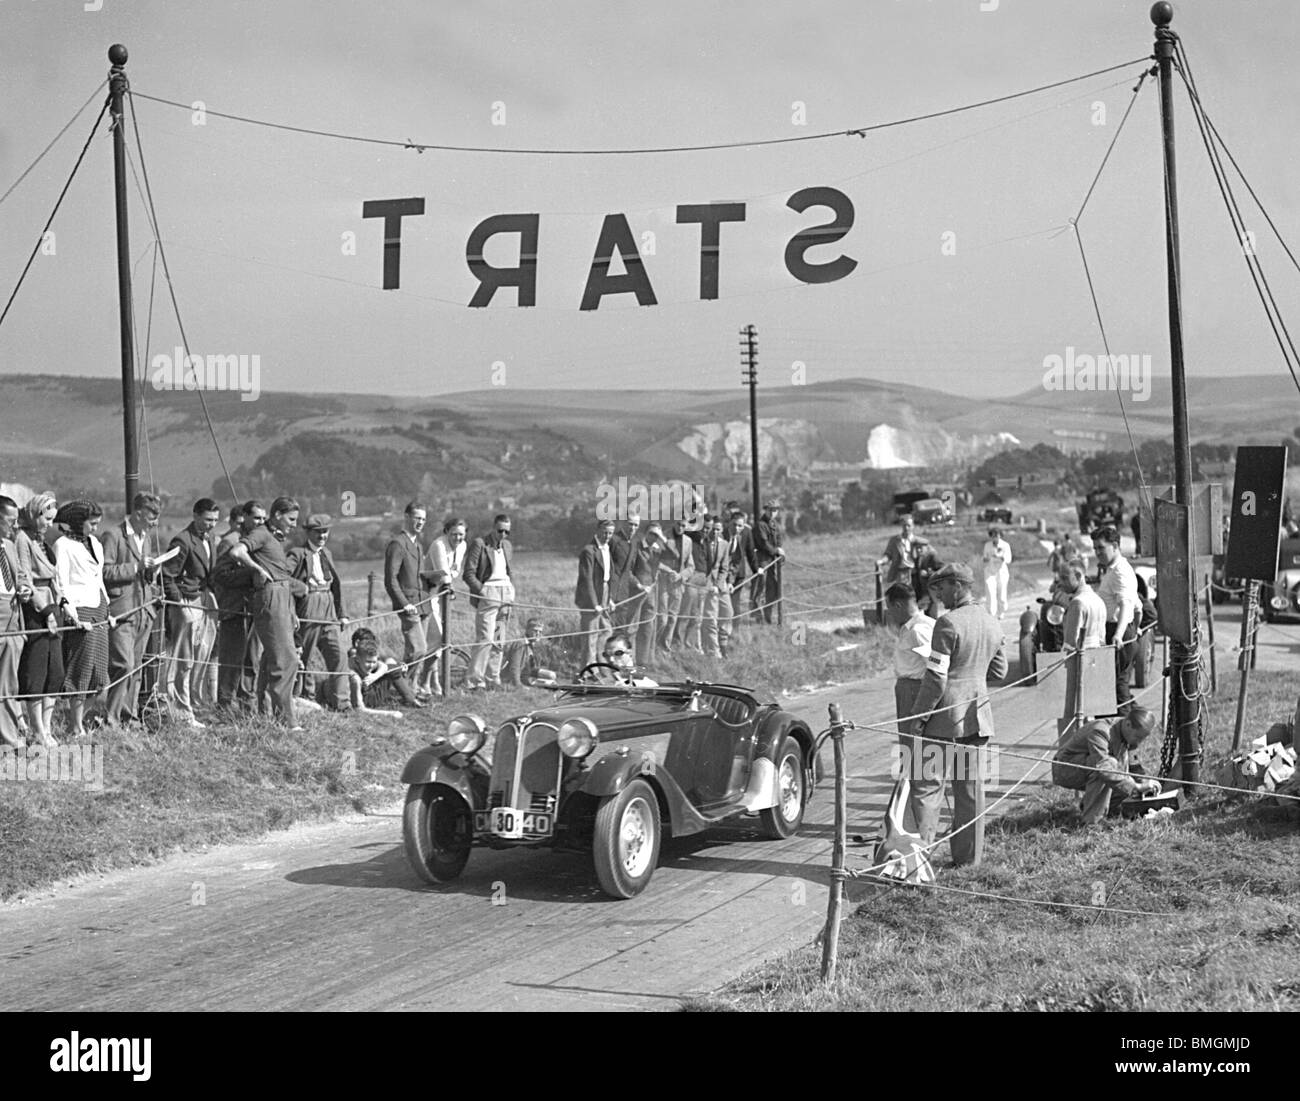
[332,628,423,713]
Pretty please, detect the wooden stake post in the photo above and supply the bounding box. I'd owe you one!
[439,588,452,697]
[1232,580,1260,751]
[820,702,849,983]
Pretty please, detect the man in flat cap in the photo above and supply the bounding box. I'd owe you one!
[289,513,348,710]
[1052,706,1162,824]
[910,561,1007,865]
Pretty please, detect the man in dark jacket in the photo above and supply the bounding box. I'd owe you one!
[610,514,657,665]
[910,562,1008,866]
[575,519,616,666]
[162,497,220,725]
[289,513,348,710]
[384,501,429,683]
[751,500,785,624]
[212,503,261,712]
[462,513,514,689]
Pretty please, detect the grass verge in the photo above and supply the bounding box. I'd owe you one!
[689,669,1300,1012]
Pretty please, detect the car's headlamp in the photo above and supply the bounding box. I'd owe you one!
[1272,594,1290,611]
[447,714,487,754]
[557,717,599,758]
[1045,604,1065,627]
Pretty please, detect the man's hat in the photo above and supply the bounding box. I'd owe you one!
[764,499,781,510]
[932,561,974,585]
[304,513,333,532]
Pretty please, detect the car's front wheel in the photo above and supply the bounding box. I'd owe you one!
[593,779,661,899]
[759,735,807,839]
[403,783,473,885]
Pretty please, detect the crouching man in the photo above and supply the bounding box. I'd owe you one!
[1052,705,1162,824]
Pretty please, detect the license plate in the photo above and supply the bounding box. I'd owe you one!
[474,808,553,838]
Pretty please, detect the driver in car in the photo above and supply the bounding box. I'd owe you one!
[586,630,658,687]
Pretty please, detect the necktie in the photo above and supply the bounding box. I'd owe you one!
[0,544,13,591]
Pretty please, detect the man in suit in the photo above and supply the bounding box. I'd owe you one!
[162,497,221,725]
[0,496,33,748]
[610,514,656,665]
[575,519,616,666]
[289,513,348,710]
[385,500,429,681]
[910,562,1008,866]
[676,515,715,653]
[463,513,514,689]
[700,516,734,658]
[212,502,261,712]
[655,517,695,653]
[751,500,786,624]
[726,510,758,620]
[416,516,467,697]
[102,492,164,727]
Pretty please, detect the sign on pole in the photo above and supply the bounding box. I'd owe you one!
[1156,498,1194,644]
[1138,483,1223,557]
[1224,446,1288,581]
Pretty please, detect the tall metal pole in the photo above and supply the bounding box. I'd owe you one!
[1152,3,1200,786]
[109,44,139,514]
[740,325,760,520]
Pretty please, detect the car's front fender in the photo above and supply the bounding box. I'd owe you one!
[575,754,710,837]
[401,744,490,810]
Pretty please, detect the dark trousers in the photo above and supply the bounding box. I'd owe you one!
[253,584,298,723]
[751,563,781,623]
[1105,621,1137,711]
[216,612,256,708]
[297,591,346,709]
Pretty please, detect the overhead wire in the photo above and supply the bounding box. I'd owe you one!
[124,84,240,501]
[0,96,109,331]
[0,80,108,209]
[1173,36,1300,399]
[1069,66,1155,521]
[128,58,1153,157]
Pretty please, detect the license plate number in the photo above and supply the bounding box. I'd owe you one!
[474,808,552,838]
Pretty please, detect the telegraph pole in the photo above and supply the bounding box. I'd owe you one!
[740,324,760,520]
[1152,3,1201,785]
[109,43,139,514]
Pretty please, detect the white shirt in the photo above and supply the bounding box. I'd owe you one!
[893,611,935,679]
[1062,584,1107,652]
[55,534,110,610]
[982,538,1012,577]
[1096,554,1139,636]
[598,542,611,603]
[487,545,509,584]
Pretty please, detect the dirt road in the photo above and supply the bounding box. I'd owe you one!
[0,610,1210,1012]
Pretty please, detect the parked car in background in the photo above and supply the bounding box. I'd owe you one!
[980,506,1013,525]
[1263,537,1300,622]
[400,675,821,899]
[1078,487,1124,535]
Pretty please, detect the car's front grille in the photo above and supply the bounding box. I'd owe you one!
[488,722,560,812]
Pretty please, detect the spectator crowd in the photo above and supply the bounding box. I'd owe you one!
[0,489,794,747]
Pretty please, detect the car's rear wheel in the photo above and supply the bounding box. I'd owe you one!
[593,779,661,899]
[403,783,473,885]
[759,735,806,839]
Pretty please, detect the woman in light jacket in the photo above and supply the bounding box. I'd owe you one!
[15,493,64,746]
[53,500,112,738]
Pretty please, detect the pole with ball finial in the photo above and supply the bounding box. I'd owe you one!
[108,44,139,515]
[1150,4,1202,789]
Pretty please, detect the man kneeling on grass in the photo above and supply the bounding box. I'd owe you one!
[333,629,423,713]
[1051,705,1163,824]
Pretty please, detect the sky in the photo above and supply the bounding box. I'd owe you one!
[2,0,1299,403]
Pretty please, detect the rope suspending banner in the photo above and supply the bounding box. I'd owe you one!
[128,58,1153,157]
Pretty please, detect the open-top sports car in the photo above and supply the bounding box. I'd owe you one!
[400,675,819,899]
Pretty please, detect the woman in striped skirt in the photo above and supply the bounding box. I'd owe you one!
[53,500,112,738]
